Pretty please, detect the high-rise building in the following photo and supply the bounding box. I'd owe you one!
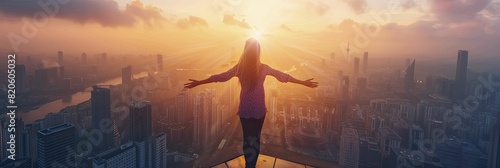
[59,66,65,80]
[204,90,216,146]
[122,65,132,85]
[405,60,415,91]
[488,110,500,168]
[193,92,206,150]
[269,87,278,123]
[157,54,163,71]
[50,67,59,83]
[342,76,350,100]
[176,90,190,124]
[37,123,75,168]
[339,128,359,168]
[359,136,380,168]
[35,68,50,87]
[92,142,137,168]
[129,101,152,142]
[16,64,26,93]
[82,53,87,63]
[91,85,114,153]
[362,52,368,74]
[455,50,468,101]
[24,122,41,162]
[354,57,360,76]
[134,141,151,168]
[1,118,10,159]
[408,124,424,150]
[151,133,168,168]
[58,50,63,65]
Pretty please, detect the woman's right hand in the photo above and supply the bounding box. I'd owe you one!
[184,79,201,89]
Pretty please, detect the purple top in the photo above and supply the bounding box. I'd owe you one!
[209,64,291,119]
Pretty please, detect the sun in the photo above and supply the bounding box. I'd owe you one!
[252,31,262,39]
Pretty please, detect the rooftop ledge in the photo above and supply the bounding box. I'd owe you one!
[176,144,341,168]
[211,154,335,168]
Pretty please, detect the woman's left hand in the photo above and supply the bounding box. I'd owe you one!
[303,78,319,88]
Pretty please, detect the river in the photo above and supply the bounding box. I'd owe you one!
[20,72,149,124]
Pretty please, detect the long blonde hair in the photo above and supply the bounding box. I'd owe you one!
[235,38,261,91]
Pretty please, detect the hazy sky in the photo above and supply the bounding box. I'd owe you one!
[1,0,499,63]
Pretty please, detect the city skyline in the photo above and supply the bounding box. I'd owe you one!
[1,1,500,168]
[1,0,500,62]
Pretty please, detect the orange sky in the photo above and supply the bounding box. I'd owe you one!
[1,0,499,62]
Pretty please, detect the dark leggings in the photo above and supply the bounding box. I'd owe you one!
[240,116,265,168]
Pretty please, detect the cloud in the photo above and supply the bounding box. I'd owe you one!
[342,0,367,14]
[176,16,208,29]
[222,14,251,29]
[430,0,492,22]
[401,0,418,10]
[125,0,167,26]
[306,0,330,16]
[0,0,167,27]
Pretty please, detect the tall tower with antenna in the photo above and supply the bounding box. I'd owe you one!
[346,41,351,63]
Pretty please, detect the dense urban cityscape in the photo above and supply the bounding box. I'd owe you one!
[0,48,499,167]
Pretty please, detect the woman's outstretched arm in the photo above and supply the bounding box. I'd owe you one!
[184,66,237,89]
[289,77,319,88]
[184,78,213,88]
[265,64,318,88]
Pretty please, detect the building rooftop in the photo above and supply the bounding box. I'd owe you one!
[211,154,319,168]
[130,100,151,108]
[95,142,135,161]
[38,123,74,136]
[378,127,402,140]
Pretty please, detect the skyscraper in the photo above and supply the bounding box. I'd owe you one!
[91,85,114,153]
[405,60,415,91]
[204,90,216,146]
[59,66,65,80]
[455,50,468,101]
[354,57,360,76]
[58,50,63,65]
[342,76,350,100]
[340,128,359,168]
[35,68,50,87]
[193,92,206,150]
[122,65,132,85]
[362,52,368,74]
[81,53,87,64]
[489,110,500,168]
[157,54,163,71]
[151,133,168,168]
[176,90,190,123]
[129,100,152,142]
[37,123,75,168]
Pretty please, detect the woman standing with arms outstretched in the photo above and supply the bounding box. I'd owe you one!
[184,38,318,168]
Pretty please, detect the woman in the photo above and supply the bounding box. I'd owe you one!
[184,38,318,168]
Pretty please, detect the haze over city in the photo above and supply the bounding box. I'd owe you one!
[0,0,500,168]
